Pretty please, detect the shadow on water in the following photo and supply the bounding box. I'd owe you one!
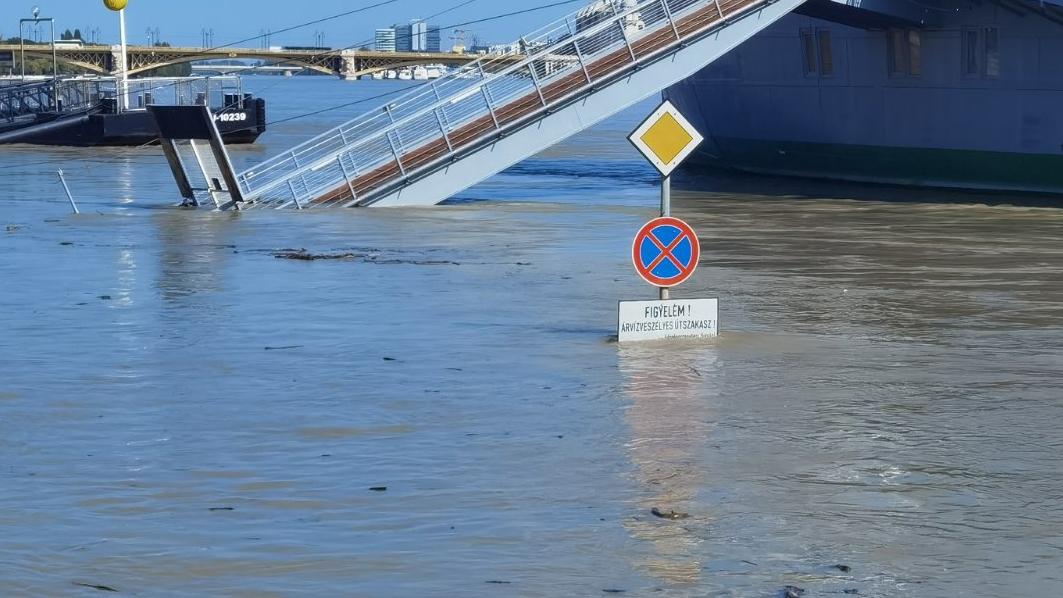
[678,165,1063,209]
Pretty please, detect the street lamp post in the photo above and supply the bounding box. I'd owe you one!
[19,6,59,111]
[102,0,130,112]
[118,8,129,111]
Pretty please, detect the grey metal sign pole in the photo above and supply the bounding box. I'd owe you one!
[660,174,671,301]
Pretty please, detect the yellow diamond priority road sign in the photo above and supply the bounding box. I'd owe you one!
[628,100,704,177]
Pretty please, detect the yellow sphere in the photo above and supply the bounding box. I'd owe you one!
[103,0,128,11]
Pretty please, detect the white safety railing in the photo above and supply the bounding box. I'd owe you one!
[237,0,752,208]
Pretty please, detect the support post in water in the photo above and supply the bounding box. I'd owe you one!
[621,100,717,342]
[56,169,79,214]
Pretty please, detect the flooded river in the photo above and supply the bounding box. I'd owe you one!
[2,78,1062,596]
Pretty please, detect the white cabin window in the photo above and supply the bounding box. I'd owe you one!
[984,27,1000,78]
[908,30,922,76]
[801,28,833,77]
[963,27,1000,78]
[801,29,816,76]
[888,29,921,77]
[888,30,906,76]
[963,28,980,77]
[817,29,834,76]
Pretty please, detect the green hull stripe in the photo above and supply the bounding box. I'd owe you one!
[692,137,1063,194]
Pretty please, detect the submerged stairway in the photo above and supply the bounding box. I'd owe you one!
[184,0,804,209]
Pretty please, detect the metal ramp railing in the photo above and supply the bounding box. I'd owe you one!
[0,79,102,121]
[209,0,801,209]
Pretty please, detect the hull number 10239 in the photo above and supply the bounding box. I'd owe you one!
[215,112,248,123]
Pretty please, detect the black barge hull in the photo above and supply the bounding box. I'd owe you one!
[0,98,266,146]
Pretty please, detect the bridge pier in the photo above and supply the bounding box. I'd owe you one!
[109,45,123,76]
[339,49,361,80]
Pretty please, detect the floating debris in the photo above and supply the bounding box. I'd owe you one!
[274,250,358,261]
[485,581,512,585]
[369,486,388,492]
[5,225,21,233]
[264,345,304,351]
[98,295,112,301]
[834,564,852,573]
[267,248,458,266]
[73,582,118,592]
[603,590,626,594]
[367,258,460,266]
[651,507,689,520]
[208,507,235,512]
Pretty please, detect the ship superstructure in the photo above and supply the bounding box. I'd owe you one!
[665,0,1063,192]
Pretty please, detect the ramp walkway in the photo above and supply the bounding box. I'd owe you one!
[177,0,804,209]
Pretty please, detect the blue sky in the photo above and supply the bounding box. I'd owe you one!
[0,0,581,49]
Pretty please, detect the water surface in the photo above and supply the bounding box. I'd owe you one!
[1,76,1062,597]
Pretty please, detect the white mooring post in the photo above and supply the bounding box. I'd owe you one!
[57,169,79,214]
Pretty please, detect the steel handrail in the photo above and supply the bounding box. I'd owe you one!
[239,7,608,177]
[349,0,752,206]
[238,0,699,199]
[247,0,701,205]
[241,0,658,176]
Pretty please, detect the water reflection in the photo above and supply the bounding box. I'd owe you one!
[153,211,236,306]
[617,339,721,586]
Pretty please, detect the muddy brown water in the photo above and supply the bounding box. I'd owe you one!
[2,78,1062,596]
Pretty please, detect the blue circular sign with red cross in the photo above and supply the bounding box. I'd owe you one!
[632,216,700,288]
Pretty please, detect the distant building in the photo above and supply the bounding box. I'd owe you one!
[374,28,396,52]
[395,20,429,52]
[427,26,441,53]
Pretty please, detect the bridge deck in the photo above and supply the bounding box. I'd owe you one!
[0,44,483,77]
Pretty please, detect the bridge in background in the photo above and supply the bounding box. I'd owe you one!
[190,64,306,75]
[0,44,482,79]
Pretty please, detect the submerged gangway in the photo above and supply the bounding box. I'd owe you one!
[162,0,804,209]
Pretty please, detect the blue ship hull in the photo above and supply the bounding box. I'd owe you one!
[665,0,1063,193]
